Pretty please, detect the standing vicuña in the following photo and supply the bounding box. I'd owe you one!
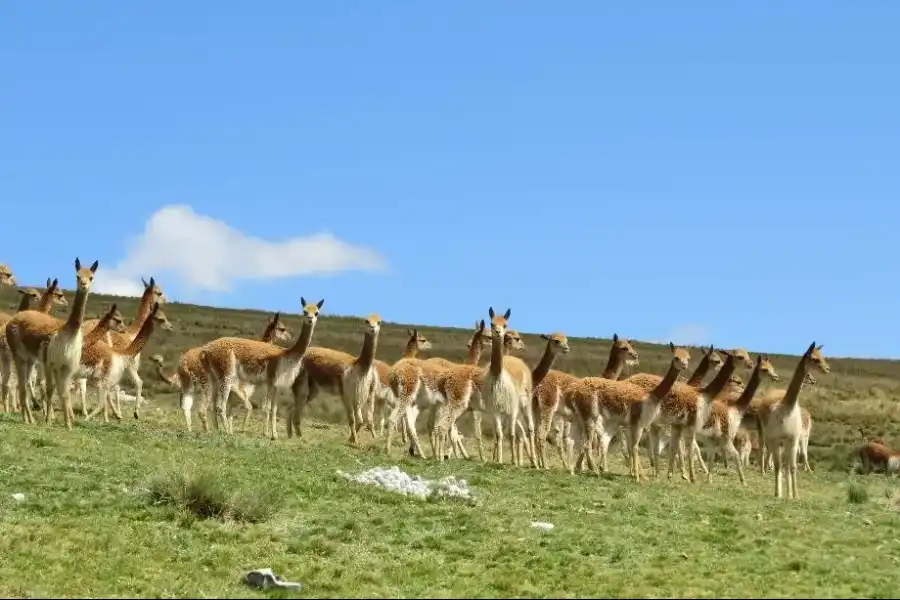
[1,280,67,412]
[151,312,291,433]
[74,276,168,420]
[757,342,830,500]
[288,314,382,445]
[82,304,173,423]
[480,307,536,467]
[200,297,324,439]
[5,258,99,428]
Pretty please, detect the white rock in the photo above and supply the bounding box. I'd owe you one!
[11,493,24,502]
[338,466,474,501]
[531,521,554,531]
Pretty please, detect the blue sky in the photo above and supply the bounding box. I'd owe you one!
[2,2,898,359]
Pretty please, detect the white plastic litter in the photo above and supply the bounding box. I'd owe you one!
[531,521,554,531]
[337,465,474,501]
[243,568,302,590]
[10,493,24,502]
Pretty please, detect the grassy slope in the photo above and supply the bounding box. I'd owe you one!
[2,287,900,597]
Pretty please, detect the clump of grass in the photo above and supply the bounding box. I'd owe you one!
[847,481,870,504]
[147,468,277,523]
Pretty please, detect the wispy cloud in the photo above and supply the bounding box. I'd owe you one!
[93,204,387,297]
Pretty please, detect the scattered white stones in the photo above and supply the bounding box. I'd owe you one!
[10,493,25,502]
[530,521,554,531]
[337,466,474,502]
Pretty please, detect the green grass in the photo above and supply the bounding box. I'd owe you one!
[3,285,900,597]
[3,408,900,598]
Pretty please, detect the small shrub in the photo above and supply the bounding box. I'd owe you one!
[847,482,869,504]
[147,468,277,523]
[29,437,57,448]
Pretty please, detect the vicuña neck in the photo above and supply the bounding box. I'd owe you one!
[127,290,155,336]
[16,294,33,312]
[37,291,55,314]
[735,364,764,410]
[84,318,114,348]
[531,343,558,389]
[63,286,90,334]
[686,352,714,387]
[402,338,418,359]
[355,331,378,370]
[288,319,317,357]
[489,330,504,377]
[781,357,811,411]
[153,363,179,389]
[465,337,484,365]
[124,317,156,356]
[701,355,736,400]
[650,360,681,401]
[602,349,626,380]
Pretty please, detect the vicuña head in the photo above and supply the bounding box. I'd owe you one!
[729,348,754,370]
[465,320,488,350]
[99,304,128,334]
[269,312,292,343]
[806,343,830,374]
[540,332,571,355]
[74,258,99,291]
[488,307,511,340]
[364,313,382,335]
[141,276,168,304]
[504,329,525,352]
[150,304,174,331]
[406,328,432,352]
[802,372,818,388]
[480,326,526,352]
[0,264,15,287]
[759,355,779,382]
[44,278,68,308]
[668,342,692,372]
[17,288,42,304]
[613,333,640,367]
[707,348,725,371]
[300,297,325,326]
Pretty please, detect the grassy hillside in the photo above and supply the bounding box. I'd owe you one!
[2,284,898,470]
[3,285,900,597]
[3,398,900,597]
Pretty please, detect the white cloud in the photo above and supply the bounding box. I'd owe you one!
[93,204,387,297]
[655,324,711,347]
